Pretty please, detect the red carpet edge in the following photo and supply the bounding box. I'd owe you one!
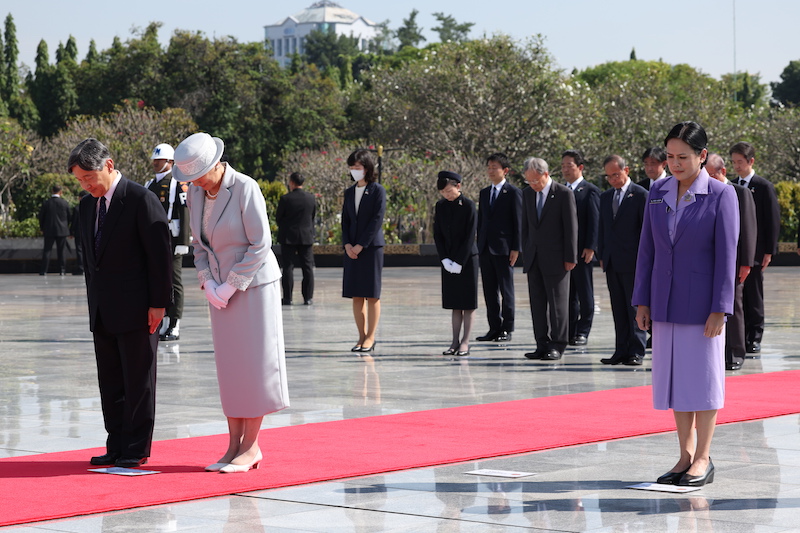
[1,370,799,527]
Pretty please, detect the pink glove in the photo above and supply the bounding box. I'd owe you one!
[203,280,226,310]
[215,282,237,304]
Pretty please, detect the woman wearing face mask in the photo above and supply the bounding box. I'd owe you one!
[433,171,479,356]
[342,149,387,352]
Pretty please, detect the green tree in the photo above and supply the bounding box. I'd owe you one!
[396,9,426,49]
[431,12,474,43]
[368,20,396,53]
[0,117,33,222]
[771,60,800,106]
[302,28,359,79]
[721,71,768,109]
[353,35,566,161]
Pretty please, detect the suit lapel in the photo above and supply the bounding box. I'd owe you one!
[206,167,234,242]
[537,183,558,226]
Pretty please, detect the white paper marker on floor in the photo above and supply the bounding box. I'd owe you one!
[88,467,160,476]
[465,469,536,478]
[628,482,702,493]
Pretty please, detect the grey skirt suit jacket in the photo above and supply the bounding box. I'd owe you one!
[188,164,289,418]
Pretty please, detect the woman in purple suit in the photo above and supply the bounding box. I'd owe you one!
[633,122,739,487]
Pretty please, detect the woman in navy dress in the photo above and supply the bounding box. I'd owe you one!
[341,149,386,352]
[433,171,479,356]
[633,122,739,487]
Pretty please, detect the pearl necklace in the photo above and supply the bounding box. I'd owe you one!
[205,190,218,199]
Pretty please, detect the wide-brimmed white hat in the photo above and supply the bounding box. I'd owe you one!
[172,133,224,182]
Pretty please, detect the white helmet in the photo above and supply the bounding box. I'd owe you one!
[151,143,175,160]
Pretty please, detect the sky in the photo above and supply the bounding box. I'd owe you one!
[6,0,800,86]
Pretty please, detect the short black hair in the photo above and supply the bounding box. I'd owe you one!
[346,149,377,183]
[729,141,755,161]
[289,172,305,186]
[486,152,510,169]
[642,146,666,163]
[561,149,585,167]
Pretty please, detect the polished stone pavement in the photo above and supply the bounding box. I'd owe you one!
[2,266,800,532]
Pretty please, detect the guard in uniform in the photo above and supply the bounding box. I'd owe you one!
[146,143,190,341]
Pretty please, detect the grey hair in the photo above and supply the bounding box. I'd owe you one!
[706,153,725,171]
[67,138,111,173]
[522,157,548,174]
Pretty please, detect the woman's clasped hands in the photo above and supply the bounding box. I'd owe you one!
[204,280,237,310]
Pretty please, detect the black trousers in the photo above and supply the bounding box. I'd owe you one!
[605,266,646,358]
[167,252,184,319]
[41,235,67,274]
[726,280,746,365]
[281,244,315,303]
[526,260,570,353]
[479,252,515,333]
[92,314,157,458]
[568,259,594,339]
[742,266,765,344]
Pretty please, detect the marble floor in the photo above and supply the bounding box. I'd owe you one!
[2,266,800,532]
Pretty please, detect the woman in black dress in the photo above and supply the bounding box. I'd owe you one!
[433,171,479,355]
[341,149,387,352]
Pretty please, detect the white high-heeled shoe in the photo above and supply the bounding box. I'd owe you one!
[219,451,262,473]
[204,462,228,472]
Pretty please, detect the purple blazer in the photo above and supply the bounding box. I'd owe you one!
[632,169,739,324]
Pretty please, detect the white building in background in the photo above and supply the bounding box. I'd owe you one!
[264,1,378,67]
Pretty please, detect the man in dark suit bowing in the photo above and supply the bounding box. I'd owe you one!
[561,149,600,346]
[521,157,577,361]
[637,146,668,191]
[729,142,779,355]
[69,138,172,468]
[38,184,71,276]
[476,153,523,343]
[707,153,757,370]
[597,155,648,365]
[276,171,317,305]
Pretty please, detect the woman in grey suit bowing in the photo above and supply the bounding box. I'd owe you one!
[342,149,386,352]
[174,132,289,473]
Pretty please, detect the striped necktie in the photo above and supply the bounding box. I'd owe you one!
[95,197,106,255]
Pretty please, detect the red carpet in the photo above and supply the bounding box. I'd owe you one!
[2,370,800,527]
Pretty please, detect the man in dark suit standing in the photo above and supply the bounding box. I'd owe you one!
[597,155,648,365]
[521,157,577,361]
[146,143,190,341]
[38,184,71,276]
[729,142,779,355]
[476,153,523,343]
[561,149,600,346]
[69,138,172,468]
[276,171,317,305]
[706,153,757,371]
[637,146,668,191]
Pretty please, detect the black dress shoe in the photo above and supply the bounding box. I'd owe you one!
[282,300,292,306]
[90,452,121,466]
[115,457,148,468]
[359,342,376,352]
[540,349,562,361]
[726,361,743,371]
[443,348,457,355]
[572,334,588,346]
[624,355,643,366]
[160,328,179,342]
[746,342,761,354]
[476,331,499,342]
[600,354,625,365]
[524,350,546,360]
[656,467,690,485]
[456,350,470,356]
[678,460,714,487]
[494,331,511,342]
[303,299,313,305]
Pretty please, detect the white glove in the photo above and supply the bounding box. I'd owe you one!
[441,258,453,270]
[203,280,226,310]
[215,282,237,304]
[174,245,189,256]
[450,261,463,274]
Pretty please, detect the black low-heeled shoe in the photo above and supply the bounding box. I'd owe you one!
[656,467,690,485]
[442,348,457,355]
[456,350,470,356]
[360,342,376,352]
[678,459,714,487]
[351,345,363,352]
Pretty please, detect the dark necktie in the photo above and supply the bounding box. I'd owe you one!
[536,191,544,221]
[490,186,498,206]
[95,197,106,255]
[612,189,621,217]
